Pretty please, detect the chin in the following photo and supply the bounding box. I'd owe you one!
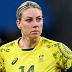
[30,35,40,39]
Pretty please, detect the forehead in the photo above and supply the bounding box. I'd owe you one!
[21,7,42,18]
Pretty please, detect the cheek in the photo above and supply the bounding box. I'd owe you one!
[40,22,43,28]
[21,24,31,32]
[21,23,28,28]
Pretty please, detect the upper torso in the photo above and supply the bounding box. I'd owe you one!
[0,37,72,72]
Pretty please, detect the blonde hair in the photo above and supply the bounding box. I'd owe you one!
[16,1,42,20]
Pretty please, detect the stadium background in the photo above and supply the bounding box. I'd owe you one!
[0,0,72,71]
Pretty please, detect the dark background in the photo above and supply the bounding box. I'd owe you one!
[0,0,72,72]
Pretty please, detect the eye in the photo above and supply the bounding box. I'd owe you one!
[36,18,43,22]
[26,19,32,22]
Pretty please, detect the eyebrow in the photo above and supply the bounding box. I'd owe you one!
[26,16,42,19]
[26,17,32,19]
[36,16,42,18]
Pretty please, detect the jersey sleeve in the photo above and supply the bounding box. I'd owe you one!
[0,54,3,71]
[58,43,72,71]
[0,47,6,72]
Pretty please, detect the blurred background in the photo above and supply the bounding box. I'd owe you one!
[0,0,72,71]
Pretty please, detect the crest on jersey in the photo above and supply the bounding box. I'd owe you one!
[39,54,44,62]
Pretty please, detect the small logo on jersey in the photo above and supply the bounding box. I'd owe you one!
[11,57,18,65]
[39,54,44,62]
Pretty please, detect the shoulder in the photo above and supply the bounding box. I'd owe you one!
[1,39,18,48]
[0,38,19,52]
[41,36,60,45]
[41,37,71,53]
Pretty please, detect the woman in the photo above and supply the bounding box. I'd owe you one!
[0,1,72,72]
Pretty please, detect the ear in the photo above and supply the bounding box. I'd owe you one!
[16,20,22,29]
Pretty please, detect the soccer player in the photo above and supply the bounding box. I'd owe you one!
[0,1,72,72]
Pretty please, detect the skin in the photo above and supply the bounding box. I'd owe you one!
[16,7,43,49]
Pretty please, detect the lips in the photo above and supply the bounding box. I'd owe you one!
[31,30,39,33]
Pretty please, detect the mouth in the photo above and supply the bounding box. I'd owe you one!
[31,30,39,33]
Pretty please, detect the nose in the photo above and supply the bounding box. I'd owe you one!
[33,20,39,28]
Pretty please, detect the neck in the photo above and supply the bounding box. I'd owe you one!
[19,36,40,49]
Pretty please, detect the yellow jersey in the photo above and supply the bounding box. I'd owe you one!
[0,37,72,72]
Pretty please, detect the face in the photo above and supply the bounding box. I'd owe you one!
[16,7,43,39]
